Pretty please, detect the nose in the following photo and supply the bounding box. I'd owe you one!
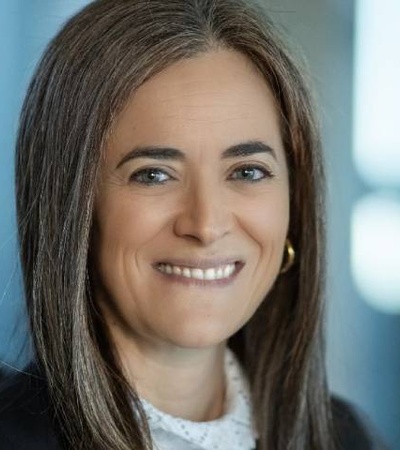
[173,179,232,245]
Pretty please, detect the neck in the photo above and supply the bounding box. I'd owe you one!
[116,336,227,422]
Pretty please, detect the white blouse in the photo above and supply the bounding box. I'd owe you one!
[140,349,257,450]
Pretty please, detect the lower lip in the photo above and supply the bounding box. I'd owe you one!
[153,262,243,287]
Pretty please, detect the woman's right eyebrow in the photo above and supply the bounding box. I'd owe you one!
[116,146,184,169]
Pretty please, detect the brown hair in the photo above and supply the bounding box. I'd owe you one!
[16,0,332,448]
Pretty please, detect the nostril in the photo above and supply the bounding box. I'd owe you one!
[173,198,232,245]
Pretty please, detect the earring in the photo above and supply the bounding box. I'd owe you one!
[280,239,295,274]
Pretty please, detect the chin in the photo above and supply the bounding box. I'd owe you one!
[161,318,242,349]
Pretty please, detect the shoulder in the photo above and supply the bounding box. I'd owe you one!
[0,365,62,450]
[331,396,388,450]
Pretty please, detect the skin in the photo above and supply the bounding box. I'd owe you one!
[93,49,289,421]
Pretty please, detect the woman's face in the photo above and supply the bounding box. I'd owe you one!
[93,49,289,351]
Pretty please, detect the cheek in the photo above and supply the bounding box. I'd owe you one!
[237,194,289,318]
[238,187,290,247]
[95,192,172,256]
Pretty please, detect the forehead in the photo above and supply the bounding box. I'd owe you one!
[107,49,284,161]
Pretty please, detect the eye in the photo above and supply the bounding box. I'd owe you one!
[229,165,272,182]
[129,168,171,185]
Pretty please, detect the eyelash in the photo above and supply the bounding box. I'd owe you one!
[228,165,273,182]
[129,167,172,185]
[129,164,274,186]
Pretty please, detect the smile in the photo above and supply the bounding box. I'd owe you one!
[156,263,237,281]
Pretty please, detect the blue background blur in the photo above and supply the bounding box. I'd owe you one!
[1,1,399,448]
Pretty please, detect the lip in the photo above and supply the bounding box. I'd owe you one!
[152,259,244,287]
[154,257,242,269]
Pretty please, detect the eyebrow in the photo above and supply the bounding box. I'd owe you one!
[116,140,276,169]
[222,141,276,159]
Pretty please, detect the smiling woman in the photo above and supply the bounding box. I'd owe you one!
[0,1,381,450]
[93,50,290,361]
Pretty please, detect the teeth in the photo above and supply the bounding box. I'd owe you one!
[158,263,236,280]
[224,264,235,278]
[204,268,217,280]
[172,266,182,276]
[191,268,204,280]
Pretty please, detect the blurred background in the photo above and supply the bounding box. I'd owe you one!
[0,0,399,448]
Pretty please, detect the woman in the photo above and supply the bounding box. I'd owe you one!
[0,0,380,449]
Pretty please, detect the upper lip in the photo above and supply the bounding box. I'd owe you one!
[154,257,243,269]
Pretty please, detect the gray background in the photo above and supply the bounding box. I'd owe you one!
[1,0,399,448]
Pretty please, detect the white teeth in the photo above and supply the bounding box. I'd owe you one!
[223,264,235,278]
[204,268,216,280]
[158,263,236,280]
[172,266,182,276]
[191,268,204,280]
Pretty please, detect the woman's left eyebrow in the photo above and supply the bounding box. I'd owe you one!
[221,140,277,160]
[116,140,276,169]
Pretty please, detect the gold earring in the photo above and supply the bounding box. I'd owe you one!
[280,239,295,274]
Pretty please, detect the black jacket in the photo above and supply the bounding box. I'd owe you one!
[0,368,386,450]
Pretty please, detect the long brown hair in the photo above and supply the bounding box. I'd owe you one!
[16,0,332,448]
